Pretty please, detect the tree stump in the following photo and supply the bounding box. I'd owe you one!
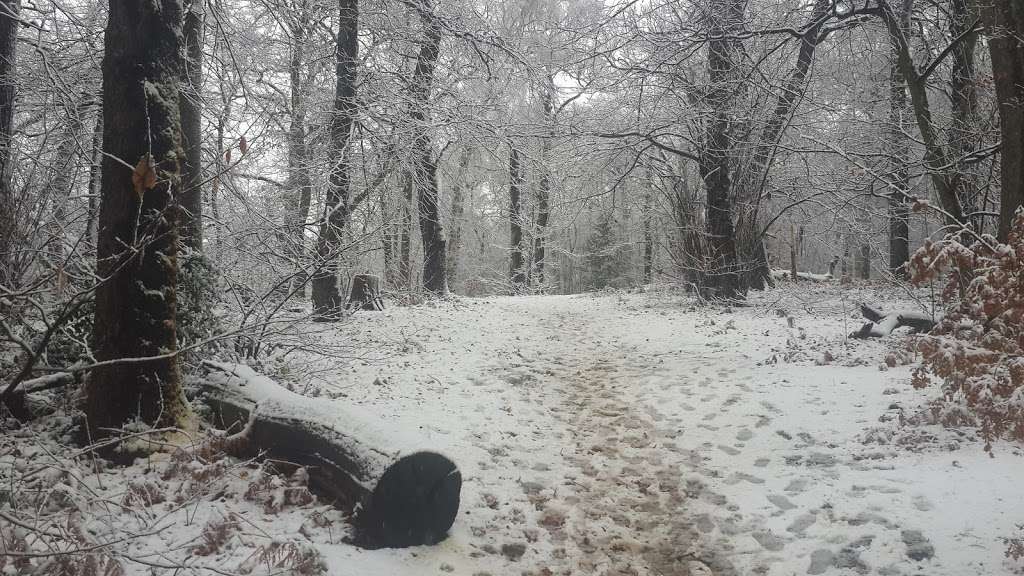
[199,361,460,547]
[349,274,383,311]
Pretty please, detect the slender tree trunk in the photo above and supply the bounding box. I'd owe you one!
[400,172,413,288]
[642,185,653,283]
[85,0,193,436]
[285,7,313,297]
[881,0,966,226]
[509,144,526,289]
[446,148,471,290]
[533,82,554,288]
[407,0,446,294]
[700,0,744,299]
[48,94,95,260]
[888,46,911,277]
[180,0,204,251]
[0,0,18,290]
[311,0,359,316]
[985,0,1024,241]
[85,105,103,244]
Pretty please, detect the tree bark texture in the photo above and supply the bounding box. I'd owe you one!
[985,0,1024,241]
[180,0,205,251]
[0,0,18,290]
[509,145,526,288]
[888,51,911,277]
[85,0,192,435]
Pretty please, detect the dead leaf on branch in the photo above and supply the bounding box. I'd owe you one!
[132,155,158,198]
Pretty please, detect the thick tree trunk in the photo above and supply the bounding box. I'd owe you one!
[700,0,744,299]
[311,0,359,317]
[888,47,911,278]
[509,145,526,288]
[85,0,193,436]
[0,0,17,290]
[985,0,1024,241]
[180,0,204,251]
[200,362,460,547]
[408,0,446,294]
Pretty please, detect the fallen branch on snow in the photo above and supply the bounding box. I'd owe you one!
[850,303,937,338]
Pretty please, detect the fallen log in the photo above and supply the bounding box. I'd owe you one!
[198,361,461,548]
[769,268,833,282]
[850,303,937,338]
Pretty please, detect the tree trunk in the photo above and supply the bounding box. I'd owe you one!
[85,104,103,245]
[789,224,798,281]
[85,0,193,437]
[200,362,460,547]
[285,7,313,297]
[446,148,471,290]
[533,81,554,288]
[179,0,204,251]
[950,0,981,228]
[311,0,359,317]
[400,173,413,288]
[700,0,744,299]
[881,0,966,226]
[643,186,653,284]
[888,45,911,278]
[509,144,526,288]
[733,0,831,292]
[985,0,1024,241]
[47,93,95,273]
[408,0,446,294]
[0,0,18,290]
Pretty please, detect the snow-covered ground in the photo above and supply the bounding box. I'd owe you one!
[4,286,1023,575]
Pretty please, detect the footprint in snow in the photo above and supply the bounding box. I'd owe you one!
[718,444,741,456]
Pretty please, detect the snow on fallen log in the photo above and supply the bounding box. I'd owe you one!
[198,360,461,548]
[769,268,833,282]
[850,303,937,338]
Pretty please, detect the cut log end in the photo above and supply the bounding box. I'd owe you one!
[362,451,462,548]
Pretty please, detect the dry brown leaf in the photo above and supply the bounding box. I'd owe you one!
[132,155,157,197]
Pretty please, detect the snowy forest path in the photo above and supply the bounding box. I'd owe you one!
[445,296,738,576]
[337,293,1020,576]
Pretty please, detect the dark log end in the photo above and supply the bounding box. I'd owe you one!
[360,451,462,548]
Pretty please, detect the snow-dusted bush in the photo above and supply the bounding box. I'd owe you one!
[908,211,1024,451]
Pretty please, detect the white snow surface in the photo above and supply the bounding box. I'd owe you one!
[3,286,1023,576]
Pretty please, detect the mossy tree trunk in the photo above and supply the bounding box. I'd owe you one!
[85,0,193,436]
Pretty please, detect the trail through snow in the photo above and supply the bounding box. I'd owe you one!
[319,290,1023,576]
